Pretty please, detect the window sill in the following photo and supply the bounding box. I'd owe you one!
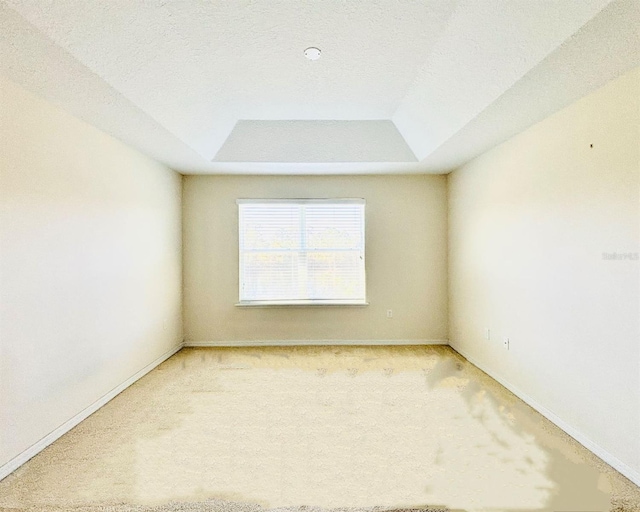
[235,300,369,308]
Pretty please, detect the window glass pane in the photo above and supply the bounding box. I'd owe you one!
[306,251,364,299]
[241,252,300,300]
[305,204,363,250]
[241,204,301,250]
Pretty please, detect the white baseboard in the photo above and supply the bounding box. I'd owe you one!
[0,342,184,482]
[184,339,449,347]
[451,343,640,488]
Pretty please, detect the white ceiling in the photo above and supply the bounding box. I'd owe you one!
[1,0,638,174]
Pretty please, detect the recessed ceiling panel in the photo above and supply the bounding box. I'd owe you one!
[214,120,417,163]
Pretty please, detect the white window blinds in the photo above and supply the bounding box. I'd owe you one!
[238,199,366,305]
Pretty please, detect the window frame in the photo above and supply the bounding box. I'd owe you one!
[236,198,368,307]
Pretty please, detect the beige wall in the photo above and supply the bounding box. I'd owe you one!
[448,68,640,480]
[183,175,448,343]
[0,79,183,469]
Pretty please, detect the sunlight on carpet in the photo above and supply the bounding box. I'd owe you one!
[0,346,638,512]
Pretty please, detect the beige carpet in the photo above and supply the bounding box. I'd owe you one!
[0,346,638,512]
[0,502,443,512]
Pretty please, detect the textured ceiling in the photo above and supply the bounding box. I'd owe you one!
[1,0,638,174]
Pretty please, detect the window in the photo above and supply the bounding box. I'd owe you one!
[237,199,366,305]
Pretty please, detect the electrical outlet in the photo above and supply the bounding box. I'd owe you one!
[485,328,491,341]
[386,309,393,319]
[503,337,510,350]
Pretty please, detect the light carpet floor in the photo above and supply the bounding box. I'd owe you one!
[0,346,638,512]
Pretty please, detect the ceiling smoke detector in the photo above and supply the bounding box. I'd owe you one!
[304,47,321,61]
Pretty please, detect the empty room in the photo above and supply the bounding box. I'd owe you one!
[0,1,639,511]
